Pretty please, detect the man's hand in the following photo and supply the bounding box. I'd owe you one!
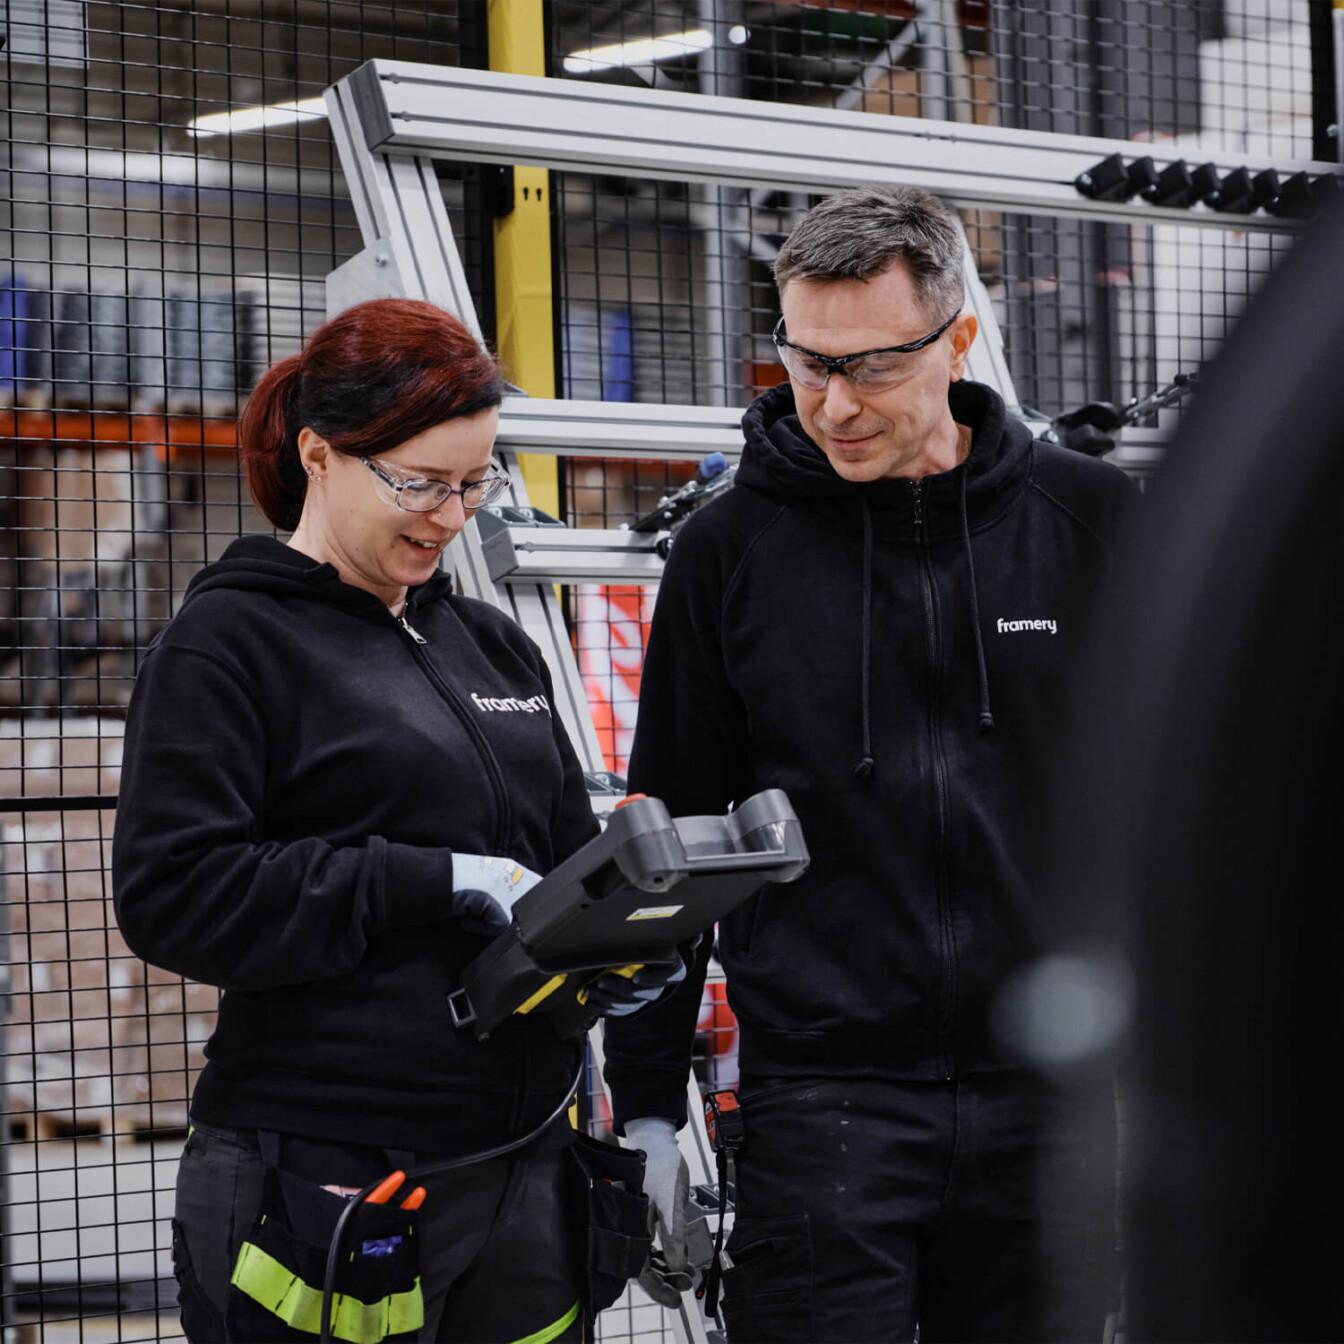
[623,1116,691,1307]
[451,854,543,935]
[587,954,689,1017]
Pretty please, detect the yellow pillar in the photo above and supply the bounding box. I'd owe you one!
[489,0,560,520]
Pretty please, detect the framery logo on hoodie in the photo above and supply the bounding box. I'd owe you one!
[470,692,551,714]
[996,617,1058,634]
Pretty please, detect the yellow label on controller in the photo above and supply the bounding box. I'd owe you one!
[626,905,685,920]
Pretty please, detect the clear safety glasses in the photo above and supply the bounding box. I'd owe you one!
[360,456,510,513]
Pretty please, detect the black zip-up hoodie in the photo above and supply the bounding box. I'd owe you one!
[112,536,598,1152]
[603,380,1136,1128]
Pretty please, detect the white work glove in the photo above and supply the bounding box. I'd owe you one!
[623,1116,691,1307]
[451,853,542,935]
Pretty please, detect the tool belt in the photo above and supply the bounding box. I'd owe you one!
[226,1132,423,1343]
[566,1131,654,1318]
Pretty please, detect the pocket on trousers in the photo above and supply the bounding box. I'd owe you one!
[721,1214,814,1344]
[566,1131,653,1315]
[171,1218,227,1344]
[225,1166,424,1343]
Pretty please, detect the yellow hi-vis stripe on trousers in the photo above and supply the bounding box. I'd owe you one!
[230,1240,425,1341]
[507,1299,581,1344]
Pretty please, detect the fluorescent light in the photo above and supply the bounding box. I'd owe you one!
[187,97,327,138]
[563,27,713,75]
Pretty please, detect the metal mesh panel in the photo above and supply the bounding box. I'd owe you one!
[552,0,1311,796]
[548,24,1314,1338]
[2,6,483,1339]
[550,1,1315,417]
[551,1,1315,156]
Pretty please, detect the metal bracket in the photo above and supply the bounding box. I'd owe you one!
[324,243,405,314]
[477,508,668,585]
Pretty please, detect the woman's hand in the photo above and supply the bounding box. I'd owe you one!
[451,854,543,935]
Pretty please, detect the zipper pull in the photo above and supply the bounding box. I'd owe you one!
[398,613,428,645]
[909,479,924,528]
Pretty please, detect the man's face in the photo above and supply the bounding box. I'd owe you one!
[778,260,977,482]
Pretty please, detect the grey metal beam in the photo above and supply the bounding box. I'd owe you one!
[338,60,1339,232]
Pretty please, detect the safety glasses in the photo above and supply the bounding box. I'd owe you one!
[360,456,510,513]
[772,311,960,391]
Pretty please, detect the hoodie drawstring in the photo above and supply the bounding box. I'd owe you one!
[855,499,875,780]
[959,470,996,733]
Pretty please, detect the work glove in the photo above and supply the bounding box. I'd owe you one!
[587,952,689,1017]
[451,853,543,935]
[623,1116,691,1308]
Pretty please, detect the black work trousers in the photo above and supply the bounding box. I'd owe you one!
[171,1119,583,1343]
[720,1073,1114,1344]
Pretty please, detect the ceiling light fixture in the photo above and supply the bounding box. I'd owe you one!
[562,28,713,75]
[187,96,327,138]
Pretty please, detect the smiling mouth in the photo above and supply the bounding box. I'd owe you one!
[402,536,445,552]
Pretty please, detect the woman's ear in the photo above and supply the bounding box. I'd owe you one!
[296,426,330,481]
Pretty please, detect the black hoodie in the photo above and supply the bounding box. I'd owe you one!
[603,380,1136,1128]
[112,536,598,1152]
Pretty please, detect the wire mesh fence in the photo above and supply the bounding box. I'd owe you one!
[1,1,1326,1340]
[3,8,483,1340]
[551,1,1308,776]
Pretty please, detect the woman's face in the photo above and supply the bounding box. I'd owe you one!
[294,407,500,607]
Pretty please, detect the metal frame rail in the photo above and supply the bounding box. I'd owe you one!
[341,63,1333,232]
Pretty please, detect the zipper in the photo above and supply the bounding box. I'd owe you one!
[910,479,957,1082]
[392,605,513,852]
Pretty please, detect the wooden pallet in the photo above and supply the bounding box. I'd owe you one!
[7,1107,190,1145]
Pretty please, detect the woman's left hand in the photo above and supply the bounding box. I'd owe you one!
[451,853,544,935]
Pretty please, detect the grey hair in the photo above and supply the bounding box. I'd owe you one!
[773,186,965,323]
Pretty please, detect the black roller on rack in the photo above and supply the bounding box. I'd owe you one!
[447,789,809,1041]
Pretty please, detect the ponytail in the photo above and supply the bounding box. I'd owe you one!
[239,354,307,531]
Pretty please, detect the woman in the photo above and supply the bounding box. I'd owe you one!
[113,299,668,1343]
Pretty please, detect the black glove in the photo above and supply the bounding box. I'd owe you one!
[586,945,693,1017]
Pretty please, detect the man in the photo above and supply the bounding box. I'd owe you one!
[604,186,1135,1342]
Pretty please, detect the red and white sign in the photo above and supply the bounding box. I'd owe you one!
[576,583,654,774]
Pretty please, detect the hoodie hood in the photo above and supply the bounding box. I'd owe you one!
[181,534,455,614]
[737,378,1034,540]
[737,378,1031,763]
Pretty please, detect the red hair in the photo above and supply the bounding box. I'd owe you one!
[239,299,505,530]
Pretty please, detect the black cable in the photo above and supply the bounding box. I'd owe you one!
[318,1054,586,1344]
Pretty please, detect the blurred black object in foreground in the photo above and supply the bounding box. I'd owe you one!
[1048,201,1344,1340]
